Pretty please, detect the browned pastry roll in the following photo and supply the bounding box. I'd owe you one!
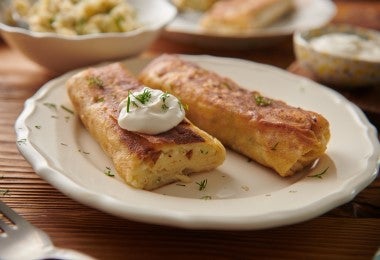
[172,0,218,11]
[138,54,330,176]
[66,63,225,190]
[200,0,294,34]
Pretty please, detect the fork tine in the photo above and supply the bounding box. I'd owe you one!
[0,200,25,226]
[0,217,15,233]
[0,200,17,233]
[0,200,95,260]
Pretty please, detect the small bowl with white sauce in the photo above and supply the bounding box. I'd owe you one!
[293,24,380,88]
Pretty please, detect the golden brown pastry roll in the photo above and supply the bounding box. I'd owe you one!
[138,54,330,177]
[66,62,225,190]
[200,0,294,34]
[172,0,218,11]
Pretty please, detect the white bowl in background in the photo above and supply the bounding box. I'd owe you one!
[294,24,380,88]
[0,0,177,73]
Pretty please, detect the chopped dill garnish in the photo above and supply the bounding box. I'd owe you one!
[131,101,139,108]
[88,76,104,88]
[161,92,170,111]
[220,82,231,89]
[134,88,152,104]
[43,102,57,111]
[200,149,208,155]
[200,195,212,200]
[178,101,188,111]
[126,91,144,113]
[196,179,208,191]
[35,125,41,129]
[271,142,279,151]
[241,185,250,191]
[95,96,104,103]
[60,143,68,146]
[254,94,272,106]
[308,167,329,179]
[161,92,170,103]
[126,91,131,113]
[176,183,186,187]
[61,105,74,114]
[161,103,169,111]
[104,167,115,177]
[78,149,90,155]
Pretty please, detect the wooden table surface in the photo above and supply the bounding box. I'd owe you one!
[1,1,379,259]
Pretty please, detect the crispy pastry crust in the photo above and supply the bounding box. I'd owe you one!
[139,54,330,176]
[66,63,225,190]
[200,0,294,34]
[172,0,218,11]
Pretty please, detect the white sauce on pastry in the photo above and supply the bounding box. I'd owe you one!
[118,87,185,134]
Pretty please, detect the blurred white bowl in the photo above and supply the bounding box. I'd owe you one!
[0,0,177,72]
[294,24,380,88]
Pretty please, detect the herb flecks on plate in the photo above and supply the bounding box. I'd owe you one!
[308,167,329,179]
[196,179,208,191]
[43,102,57,111]
[104,167,115,177]
[61,105,74,115]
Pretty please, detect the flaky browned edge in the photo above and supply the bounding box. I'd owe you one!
[200,0,294,32]
[138,54,331,176]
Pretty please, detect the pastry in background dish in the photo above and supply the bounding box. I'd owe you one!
[172,0,218,11]
[66,63,225,190]
[200,0,294,34]
[139,54,330,177]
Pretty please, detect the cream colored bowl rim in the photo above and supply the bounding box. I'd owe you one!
[0,0,177,41]
[293,24,380,64]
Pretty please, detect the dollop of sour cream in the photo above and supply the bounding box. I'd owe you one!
[309,33,380,62]
[118,87,185,135]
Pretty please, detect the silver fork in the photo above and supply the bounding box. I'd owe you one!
[0,200,96,260]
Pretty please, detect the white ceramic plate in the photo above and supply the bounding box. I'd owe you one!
[15,55,379,230]
[164,0,336,49]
